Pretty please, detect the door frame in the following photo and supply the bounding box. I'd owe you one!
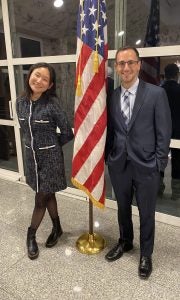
[0,0,24,180]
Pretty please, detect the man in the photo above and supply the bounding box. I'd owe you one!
[162,63,180,200]
[105,47,171,279]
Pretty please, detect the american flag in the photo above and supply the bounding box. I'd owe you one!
[71,0,108,208]
[140,0,160,85]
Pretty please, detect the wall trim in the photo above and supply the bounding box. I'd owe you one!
[0,175,179,227]
[59,188,180,228]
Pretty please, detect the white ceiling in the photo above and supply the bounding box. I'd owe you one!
[1,0,180,40]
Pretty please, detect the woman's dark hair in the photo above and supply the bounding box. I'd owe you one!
[23,62,57,98]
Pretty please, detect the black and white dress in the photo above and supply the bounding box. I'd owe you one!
[16,95,74,193]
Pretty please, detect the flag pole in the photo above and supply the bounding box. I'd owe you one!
[89,198,93,234]
[76,199,106,254]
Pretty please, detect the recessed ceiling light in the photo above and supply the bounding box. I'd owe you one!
[136,39,141,45]
[118,31,125,37]
[54,0,64,8]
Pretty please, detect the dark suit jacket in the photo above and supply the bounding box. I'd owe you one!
[105,79,172,172]
[162,80,180,139]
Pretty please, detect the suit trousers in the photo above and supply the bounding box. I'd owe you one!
[109,159,160,257]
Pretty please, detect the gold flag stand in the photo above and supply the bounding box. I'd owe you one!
[76,199,106,254]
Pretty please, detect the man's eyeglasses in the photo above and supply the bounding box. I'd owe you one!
[116,60,139,68]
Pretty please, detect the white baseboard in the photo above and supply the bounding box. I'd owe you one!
[0,176,179,227]
[0,169,21,181]
[59,188,180,228]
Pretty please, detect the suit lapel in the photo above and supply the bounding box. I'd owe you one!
[128,80,147,131]
[116,87,127,131]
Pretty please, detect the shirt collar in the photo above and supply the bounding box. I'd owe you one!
[121,78,139,96]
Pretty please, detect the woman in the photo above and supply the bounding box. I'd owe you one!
[16,62,74,259]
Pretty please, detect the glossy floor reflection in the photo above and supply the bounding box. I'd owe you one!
[0,178,180,300]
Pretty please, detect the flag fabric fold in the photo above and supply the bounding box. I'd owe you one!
[140,0,160,85]
[72,0,108,208]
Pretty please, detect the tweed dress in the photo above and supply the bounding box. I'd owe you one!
[16,95,74,193]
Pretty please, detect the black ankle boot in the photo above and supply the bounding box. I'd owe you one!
[45,216,63,248]
[27,227,39,259]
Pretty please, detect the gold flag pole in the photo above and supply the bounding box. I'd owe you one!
[76,0,84,97]
[76,199,106,254]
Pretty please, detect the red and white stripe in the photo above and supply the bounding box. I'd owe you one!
[72,34,108,208]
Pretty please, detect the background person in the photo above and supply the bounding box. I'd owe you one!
[106,66,114,104]
[16,62,74,259]
[162,63,180,200]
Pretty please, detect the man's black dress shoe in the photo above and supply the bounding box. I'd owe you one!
[105,241,133,262]
[138,256,152,279]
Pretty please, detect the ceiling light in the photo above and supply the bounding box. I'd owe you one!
[136,39,141,45]
[118,31,125,37]
[54,0,64,8]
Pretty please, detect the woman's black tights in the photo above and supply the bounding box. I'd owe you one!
[30,192,58,230]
